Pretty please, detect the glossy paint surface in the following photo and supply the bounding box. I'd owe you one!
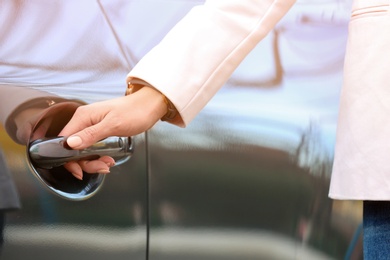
[0,0,363,260]
[0,130,148,260]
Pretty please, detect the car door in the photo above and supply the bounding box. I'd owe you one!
[0,1,363,260]
[0,1,155,259]
[0,1,204,259]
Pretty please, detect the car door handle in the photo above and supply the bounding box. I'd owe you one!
[29,136,133,169]
[27,136,134,201]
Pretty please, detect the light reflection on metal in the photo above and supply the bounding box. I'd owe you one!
[27,136,133,201]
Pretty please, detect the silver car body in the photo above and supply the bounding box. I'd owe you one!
[0,0,362,259]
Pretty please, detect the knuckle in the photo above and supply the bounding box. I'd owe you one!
[105,114,122,131]
[83,126,99,139]
[75,105,87,113]
[74,105,91,118]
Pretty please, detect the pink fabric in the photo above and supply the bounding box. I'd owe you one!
[127,0,296,127]
[329,0,390,200]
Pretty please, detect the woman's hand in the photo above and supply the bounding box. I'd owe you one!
[58,86,168,179]
[12,101,121,180]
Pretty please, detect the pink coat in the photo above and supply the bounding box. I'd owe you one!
[329,0,390,200]
[128,0,390,200]
[128,0,296,126]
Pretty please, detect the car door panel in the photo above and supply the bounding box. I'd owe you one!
[0,127,148,260]
[0,0,363,259]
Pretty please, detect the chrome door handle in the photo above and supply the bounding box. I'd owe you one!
[29,136,133,169]
[27,136,134,201]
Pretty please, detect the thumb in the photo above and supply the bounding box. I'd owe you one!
[65,123,108,150]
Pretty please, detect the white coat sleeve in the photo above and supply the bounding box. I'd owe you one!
[127,0,296,126]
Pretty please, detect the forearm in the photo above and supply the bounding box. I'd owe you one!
[127,0,296,127]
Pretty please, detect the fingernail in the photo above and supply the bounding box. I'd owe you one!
[72,172,83,180]
[106,162,115,167]
[97,169,110,174]
[67,136,83,148]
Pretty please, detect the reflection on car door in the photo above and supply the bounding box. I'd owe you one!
[0,0,154,259]
[0,0,363,260]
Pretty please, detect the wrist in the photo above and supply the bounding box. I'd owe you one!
[138,86,168,119]
[125,80,178,121]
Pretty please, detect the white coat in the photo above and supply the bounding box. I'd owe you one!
[329,0,390,200]
[128,0,296,126]
[128,0,390,200]
[2,0,386,200]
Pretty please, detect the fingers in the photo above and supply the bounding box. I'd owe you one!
[98,156,116,167]
[59,105,113,149]
[64,156,115,180]
[79,156,115,173]
[58,105,95,138]
[64,161,83,180]
[78,160,110,174]
[65,122,111,149]
[60,89,167,149]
